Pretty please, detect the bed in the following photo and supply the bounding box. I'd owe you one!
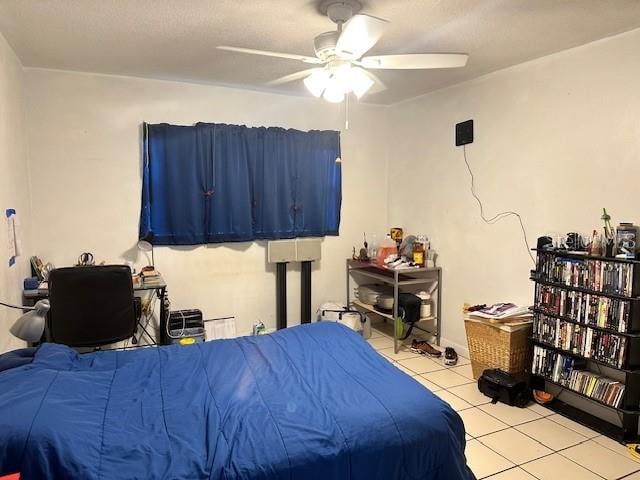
[0,322,475,479]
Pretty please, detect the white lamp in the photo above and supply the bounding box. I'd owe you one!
[4,299,50,342]
[137,239,155,268]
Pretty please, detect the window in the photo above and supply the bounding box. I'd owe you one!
[139,123,341,245]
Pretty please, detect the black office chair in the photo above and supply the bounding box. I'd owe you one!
[47,265,138,348]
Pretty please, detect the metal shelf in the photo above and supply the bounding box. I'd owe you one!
[347,259,441,353]
[348,261,441,286]
[352,300,438,340]
[352,299,436,323]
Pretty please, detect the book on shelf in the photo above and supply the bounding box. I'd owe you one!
[536,253,635,297]
[535,284,630,332]
[533,313,627,368]
[532,345,625,408]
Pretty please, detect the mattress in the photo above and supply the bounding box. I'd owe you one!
[0,322,475,479]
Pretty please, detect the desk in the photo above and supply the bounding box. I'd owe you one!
[23,276,168,346]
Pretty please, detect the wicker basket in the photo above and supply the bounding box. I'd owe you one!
[464,319,532,380]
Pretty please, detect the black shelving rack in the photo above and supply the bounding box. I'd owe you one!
[530,249,640,443]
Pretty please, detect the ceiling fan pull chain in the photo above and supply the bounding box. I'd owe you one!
[345,93,350,130]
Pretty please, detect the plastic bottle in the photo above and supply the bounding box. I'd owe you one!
[361,315,372,339]
[413,236,426,266]
[377,234,397,266]
[368,234,378,261]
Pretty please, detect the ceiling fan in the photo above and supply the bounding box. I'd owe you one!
[217,1,468,103]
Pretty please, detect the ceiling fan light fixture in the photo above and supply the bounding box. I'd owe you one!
[348,67,374,98]
[220,6,470,105]
[303,69,330,97]
[304,64,373,102]
[323,89,345,103]
[322,75,346,103]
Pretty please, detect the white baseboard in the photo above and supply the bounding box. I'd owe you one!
[439,337,470,360]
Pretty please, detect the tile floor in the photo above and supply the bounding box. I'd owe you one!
[367,324,640,480]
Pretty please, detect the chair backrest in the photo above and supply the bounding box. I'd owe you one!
[47,265,136,347]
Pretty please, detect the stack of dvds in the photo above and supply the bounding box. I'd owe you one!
[567,370,625,408]
[537,253,635,296]
[533,313,627,368]
[532,345,626,408]
[532,345,577,384]
[533,314,560,345]
[535,284,630,332]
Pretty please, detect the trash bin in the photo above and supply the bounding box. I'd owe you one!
[318,302,371,339]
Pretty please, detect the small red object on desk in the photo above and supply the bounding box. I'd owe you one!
[0,474,20,480]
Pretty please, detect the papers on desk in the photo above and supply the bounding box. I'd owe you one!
[141,277,164,287]
[140,268,164,287]
[141,268,160,279]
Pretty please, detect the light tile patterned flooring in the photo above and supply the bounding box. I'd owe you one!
[367,324,640,480]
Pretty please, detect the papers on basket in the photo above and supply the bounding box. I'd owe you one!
[465,315,532,332]
[467,303,533,329]
[469,303,531,320]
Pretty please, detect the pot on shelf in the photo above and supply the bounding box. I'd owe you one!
[376,294,394,310]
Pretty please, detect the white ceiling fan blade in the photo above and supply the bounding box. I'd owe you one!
[266,69,319,86]
[335,14,389,60]
[361,53,469,70]
[217,46,323,64]
[361,69,387,95]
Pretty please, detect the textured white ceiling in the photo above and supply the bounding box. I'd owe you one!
[1,0,640,104]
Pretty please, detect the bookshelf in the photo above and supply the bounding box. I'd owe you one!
[530,249,640,443]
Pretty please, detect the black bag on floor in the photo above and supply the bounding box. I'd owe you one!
[478,369,530,408]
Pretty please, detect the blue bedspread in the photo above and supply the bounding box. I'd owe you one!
[0,322,475,479]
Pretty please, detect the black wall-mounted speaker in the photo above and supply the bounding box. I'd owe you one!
[456,119,474,146]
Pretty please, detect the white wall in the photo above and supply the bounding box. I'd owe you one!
[17,27,640,352]
[0,33,32,353]
[387,28,640,351]
[23,69,389,336]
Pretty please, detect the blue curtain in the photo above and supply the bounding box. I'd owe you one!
[139,124,208,244]
[140,123,341,245]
